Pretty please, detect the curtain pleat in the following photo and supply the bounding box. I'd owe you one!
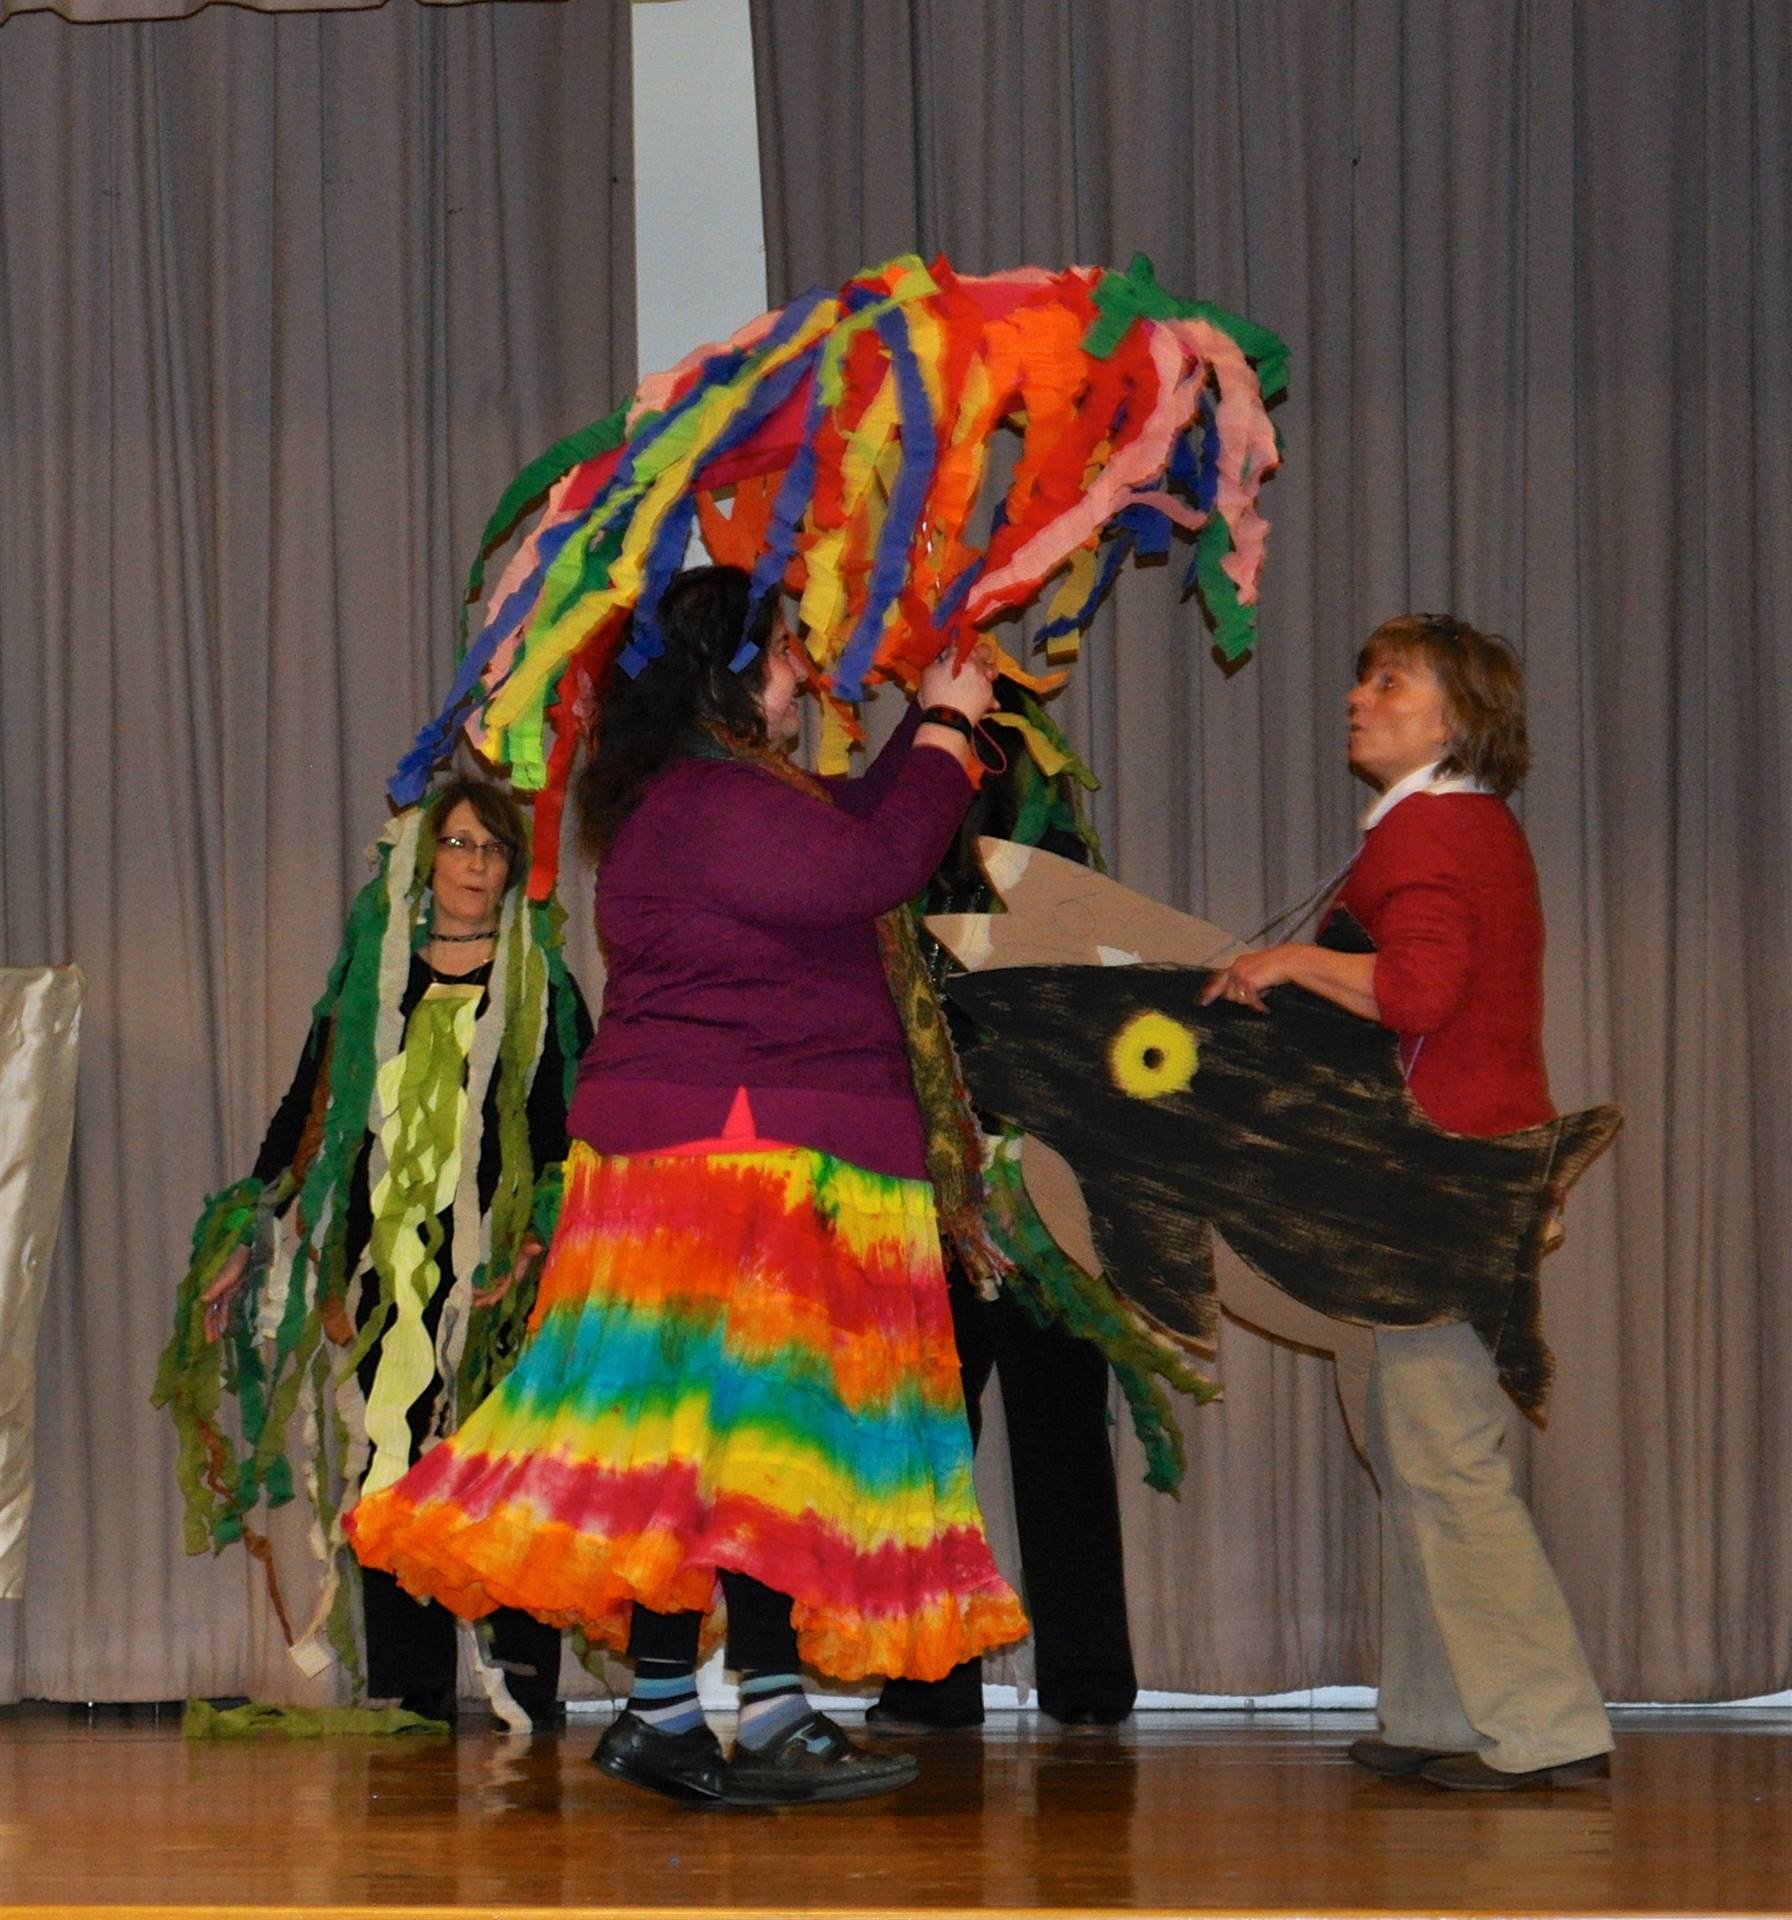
[749,0,1791,1702]
[0,0,632,1701]
[1,0,489,27]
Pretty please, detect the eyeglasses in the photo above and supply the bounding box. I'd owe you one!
[437,834,514,865]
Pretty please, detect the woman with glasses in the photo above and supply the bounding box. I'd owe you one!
[163,777,591,1727]
[349,564,1028,1807]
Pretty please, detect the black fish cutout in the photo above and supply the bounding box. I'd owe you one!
[948,960,1622,1415]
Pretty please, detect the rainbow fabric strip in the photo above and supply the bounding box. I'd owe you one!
[390,254,1287,901]
[346,1142,1028,1682]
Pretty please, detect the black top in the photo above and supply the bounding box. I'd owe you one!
[253,952,593,1265]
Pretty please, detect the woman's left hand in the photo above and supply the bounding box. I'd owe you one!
[1200,942,1383,1022]
[1199,945,1304,1014]
[473,1234,543,1309]
[917,641,998,723]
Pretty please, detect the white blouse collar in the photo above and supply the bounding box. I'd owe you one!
[1361,759,1492,833]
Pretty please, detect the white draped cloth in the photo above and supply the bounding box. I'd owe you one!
[0,968,84,1601]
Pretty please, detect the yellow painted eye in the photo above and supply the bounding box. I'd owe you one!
[1107,1010,1199,1099]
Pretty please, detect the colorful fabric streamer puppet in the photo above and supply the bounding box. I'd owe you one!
[388,252,1287,900]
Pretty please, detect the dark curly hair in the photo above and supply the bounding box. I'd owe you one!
[575,565,779,854]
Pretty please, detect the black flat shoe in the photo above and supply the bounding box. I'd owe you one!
[863,1697,983,1734]
[399,1690,457,1728]
[593,1710,725,1805]
[1047,1705,1131,1730]
[864,1672,983,1733]
[723,1710,921,1807]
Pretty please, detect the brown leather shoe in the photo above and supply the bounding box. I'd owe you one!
[1348,1736,1462,1776]
[1420,1750,1612,1791]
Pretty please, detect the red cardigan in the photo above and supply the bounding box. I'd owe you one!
[1332,791,1554,1138]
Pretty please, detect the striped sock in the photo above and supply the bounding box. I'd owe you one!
[734,1670,811,1751]
[627,1657,704,1735]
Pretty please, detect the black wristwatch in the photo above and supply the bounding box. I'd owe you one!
[919,705,1005,772]
[919,704,976,742]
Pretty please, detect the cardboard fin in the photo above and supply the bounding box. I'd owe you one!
[969,837,1246,968]
[1212,1230,1373,1458]
[926,912,1137,974]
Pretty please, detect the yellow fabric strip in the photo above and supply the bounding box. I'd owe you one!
[361,986,480,1498]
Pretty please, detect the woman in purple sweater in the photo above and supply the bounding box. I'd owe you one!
[350,566,1025,1806]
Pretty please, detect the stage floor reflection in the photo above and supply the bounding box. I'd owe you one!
[0,1704,1784,1918]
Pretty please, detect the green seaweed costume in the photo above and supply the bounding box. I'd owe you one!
[154,804,589,1694]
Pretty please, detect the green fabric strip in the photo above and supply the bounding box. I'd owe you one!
[1188,298,1290,400]
[1194,511,1254,663]
[151,1176,266,1554]
[461,402,633,647]
[1083,252,1181,359]
[183,1699,450,1739]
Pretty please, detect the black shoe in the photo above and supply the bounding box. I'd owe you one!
[1046,1704,1132,1729]
[1347,1736,1464,1776]
[723,1710,921,1807]
[399,1690,457,1728]
[864,1670,983,1733]
[1420,1750,1612,1792]
[593,1710,725,1805]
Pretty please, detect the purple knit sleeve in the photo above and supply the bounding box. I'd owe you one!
[821,702,924,819]
[679,745,973,929]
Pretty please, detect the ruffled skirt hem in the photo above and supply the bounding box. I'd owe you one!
[346,1143,1027,1682]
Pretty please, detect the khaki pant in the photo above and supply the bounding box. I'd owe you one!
[1365,1322,1613,1773]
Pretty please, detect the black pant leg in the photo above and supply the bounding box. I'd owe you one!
[626,1605,704,1666]
[360,1564,459,1699]
[949,1271,998,1448]
[989,1292,1137,1718]
[718,1570,801,1673]
[487,1607,565,1717]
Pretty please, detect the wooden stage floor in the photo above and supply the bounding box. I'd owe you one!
[0,1703,1785,1920]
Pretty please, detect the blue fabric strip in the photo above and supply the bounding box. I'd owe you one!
[1031,530,1135,650]
[832,308,938,700]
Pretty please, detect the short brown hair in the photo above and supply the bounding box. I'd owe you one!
[1357,614,1531,798]
[425,777,528,890]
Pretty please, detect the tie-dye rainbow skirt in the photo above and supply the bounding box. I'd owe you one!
[347,1141,1027,1681]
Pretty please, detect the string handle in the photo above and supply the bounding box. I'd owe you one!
[1194,852,1360,971]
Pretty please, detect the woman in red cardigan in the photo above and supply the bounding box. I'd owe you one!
[1203,613,1612,1791]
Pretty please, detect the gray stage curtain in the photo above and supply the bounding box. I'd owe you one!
[0,1,482,25]
[0,0,632,1701]
[751,0,1792,1702]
